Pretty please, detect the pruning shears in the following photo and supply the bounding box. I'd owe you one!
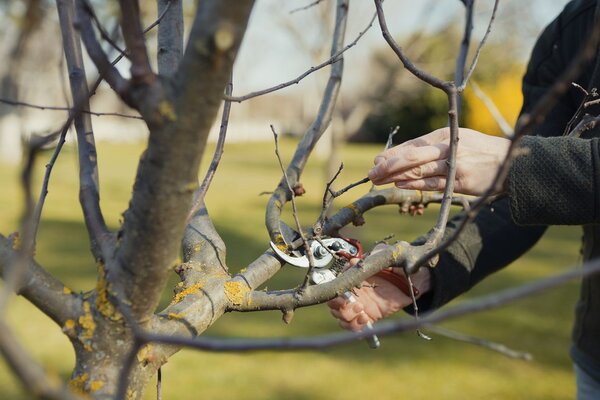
[270,233,381,349]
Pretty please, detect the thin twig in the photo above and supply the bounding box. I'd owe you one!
[198,79,233,201]
[331,176,370,197]
[157,367,162,400]
[568,113,600,137]
[564,83,597,135]
[458,0,500,91]
[289,0,325,14]
[0,98,143,119]
[271,125,317,290]
[225,11,374,103]
[83,1,128,57]
[316,163,345,229]
[407,274,431,341]
[384,126,399,150]
[454,0,474,108]
[374,0,449,90]
[424,325,532,360]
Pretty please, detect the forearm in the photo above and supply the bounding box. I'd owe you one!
[508,136,600,225]
[410,198,546,312]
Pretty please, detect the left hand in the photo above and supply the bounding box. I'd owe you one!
[368,127,511,196]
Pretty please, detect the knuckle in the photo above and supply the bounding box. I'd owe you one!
[403,148,417,162]
[426,177,441,190]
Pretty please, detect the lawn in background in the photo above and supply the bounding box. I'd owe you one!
[0,139,582,399]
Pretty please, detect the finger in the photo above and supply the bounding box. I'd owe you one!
[328,301,363,322]
[373,159,449,185]
[327,296,348,310]
[372,128,451,164]
[394,176,448,192]
[369,144,449,184]
[338,316,370,332]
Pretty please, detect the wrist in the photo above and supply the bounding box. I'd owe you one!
[375,267,432,298]
[391,266,431,296]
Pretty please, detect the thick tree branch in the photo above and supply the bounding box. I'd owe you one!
[0,235,82,326]
[126,256,600,354]
[181,201,228,276]
[57,0,110,261]
[157,0,183,76]
[118,0,155,84]
[266,0,348,247]
[228,243,415,311]
[111,0,254,322]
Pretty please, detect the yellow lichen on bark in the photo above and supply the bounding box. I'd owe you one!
[224,281,250,306]
[78,301,96,351]
[171,281,204,304]
[342,203,360,217]
[273,233,287,252]
[90,380,104,393]
[62,319,76,337]
[167,312,184,320]
[158,100,177,122]
[10,232,21,250]
[95,265,121,321]
[69,372,89,394]
[136,344,155,363]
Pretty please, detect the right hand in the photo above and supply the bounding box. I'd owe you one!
[327,261,431,332]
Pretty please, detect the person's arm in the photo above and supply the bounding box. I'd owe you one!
[329,0,597,329]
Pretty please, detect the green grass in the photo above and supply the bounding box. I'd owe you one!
[0,139,582,399]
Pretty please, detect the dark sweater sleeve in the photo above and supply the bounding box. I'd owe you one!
[508,136,600,225]
[411,198,547,311]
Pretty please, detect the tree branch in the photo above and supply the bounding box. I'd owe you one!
[265,0,348,247]
[57,0,110,261]
[111,0,255,321]
[117,0,155,84]
[457,0,500,92]
[157,0,183,76]
[75,0,131,103]
[374,0,449,91]
[0,235,82,327]
[0,98,142,119]
[136,256,600,353]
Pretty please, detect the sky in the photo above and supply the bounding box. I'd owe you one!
[231,0,569,97]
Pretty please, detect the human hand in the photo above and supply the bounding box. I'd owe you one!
[327,258,431,332]
[368,127,511,196]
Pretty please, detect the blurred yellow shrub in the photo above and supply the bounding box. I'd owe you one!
[464,67,524,136]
